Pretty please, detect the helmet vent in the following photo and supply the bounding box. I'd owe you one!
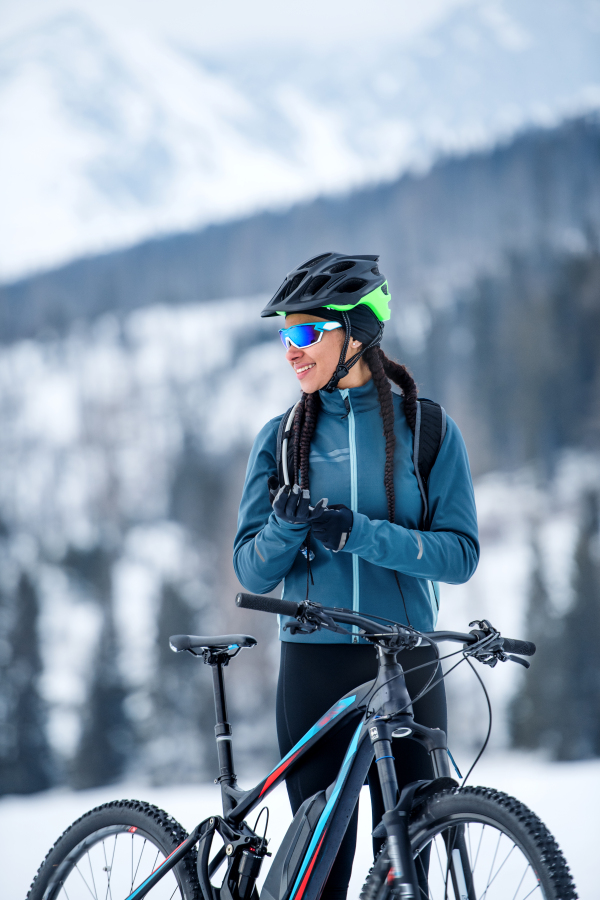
[304,274,331,296]
[280,271,307,300]
[328,260,355,274]
[301,253,332,269]
[371,266,380,276]
[335,277,368,294]
[381,283,388,295]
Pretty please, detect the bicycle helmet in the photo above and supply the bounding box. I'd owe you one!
[260,252,391,322]
[262,252,391,392]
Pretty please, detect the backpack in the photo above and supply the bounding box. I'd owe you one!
[275,397,447,530]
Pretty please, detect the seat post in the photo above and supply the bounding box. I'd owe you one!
[211,659,236,786]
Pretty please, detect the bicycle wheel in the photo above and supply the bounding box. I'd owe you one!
[27,799,201,900]
[360,786,577,900]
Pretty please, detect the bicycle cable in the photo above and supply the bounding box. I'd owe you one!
[339,606,438,652]
[460,657,492,787]
[375,655,468,721]
[364,647,465,712]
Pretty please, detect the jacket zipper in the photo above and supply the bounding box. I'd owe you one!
[340,389,360,643]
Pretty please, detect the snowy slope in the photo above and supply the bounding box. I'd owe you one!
[1,0,600,279]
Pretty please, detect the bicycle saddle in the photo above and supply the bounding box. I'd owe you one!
[169,634,257,652]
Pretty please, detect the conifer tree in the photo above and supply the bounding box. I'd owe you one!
[554,491,600,759]
[144,582,213,784]
[0,572,54,795]
[510,532,563,752]
[70,547,133,789]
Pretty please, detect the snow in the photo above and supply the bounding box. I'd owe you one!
[1,0,600,280]
[1,753,597,899]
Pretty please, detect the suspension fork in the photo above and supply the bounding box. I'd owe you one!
[369,646,420,899]
[370,719,419,899]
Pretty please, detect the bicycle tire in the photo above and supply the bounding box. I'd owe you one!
[360,786,577,900]
[27,799,201,900]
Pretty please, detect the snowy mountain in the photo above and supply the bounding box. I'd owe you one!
[1,0,600,280]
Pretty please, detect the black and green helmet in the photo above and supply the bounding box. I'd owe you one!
[260,252,391,321]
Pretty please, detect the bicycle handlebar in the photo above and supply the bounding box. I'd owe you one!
[499,637,536,656]
[235,592,536,657]
[236,592,300,618]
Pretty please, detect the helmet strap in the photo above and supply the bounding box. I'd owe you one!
[322,315,384,393]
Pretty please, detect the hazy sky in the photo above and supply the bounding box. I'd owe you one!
[0,0,473,50]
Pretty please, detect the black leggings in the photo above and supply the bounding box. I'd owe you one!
[276,642,447,900]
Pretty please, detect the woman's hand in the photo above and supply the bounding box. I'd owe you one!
[310,504,353,552]
[272,483,328,526]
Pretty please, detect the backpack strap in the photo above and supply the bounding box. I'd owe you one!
[413,398,447,529]
[276,401,301,486]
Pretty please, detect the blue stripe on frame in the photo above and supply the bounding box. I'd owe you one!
[289,720,364,900]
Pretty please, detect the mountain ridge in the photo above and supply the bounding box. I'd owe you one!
[2,0,600,279]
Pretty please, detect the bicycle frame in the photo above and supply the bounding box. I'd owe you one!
[125,642,453,900]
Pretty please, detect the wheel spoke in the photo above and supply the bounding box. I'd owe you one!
[479,829,503,900]
[511,860,532,900]
[87,849,100,900]
[434,835,448,886]
[132,838,148,887]
[482,842,516,894]
[416,850,433,900]
[74,861,98,900]
[519,883,542,900]
[106,834,118,900]
[473,824,485,872]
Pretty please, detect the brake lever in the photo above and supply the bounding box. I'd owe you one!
[283,602,350,636]
[506,654,530,668]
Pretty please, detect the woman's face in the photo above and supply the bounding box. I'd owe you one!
[282,313,353,393]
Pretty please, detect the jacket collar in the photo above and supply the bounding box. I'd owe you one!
[319,376,380,416]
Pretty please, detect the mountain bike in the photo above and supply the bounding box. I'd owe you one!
[28,592,577,900]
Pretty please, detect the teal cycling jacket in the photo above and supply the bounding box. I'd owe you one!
[233,378,479,643]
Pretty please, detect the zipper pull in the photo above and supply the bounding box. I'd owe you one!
[342,396,351,419]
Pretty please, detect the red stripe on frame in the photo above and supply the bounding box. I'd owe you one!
[295,832,326,900]
[259,750,302,796]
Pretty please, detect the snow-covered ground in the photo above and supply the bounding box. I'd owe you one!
[1,0,600,279]
[2,753,597,899]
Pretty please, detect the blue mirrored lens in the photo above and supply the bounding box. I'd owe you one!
[278,321,341,349]
[278,323,320,349]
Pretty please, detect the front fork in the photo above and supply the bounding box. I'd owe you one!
[370,720,420,899]
[371,717,475,900]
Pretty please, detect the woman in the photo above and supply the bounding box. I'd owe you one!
[233,252,479,900]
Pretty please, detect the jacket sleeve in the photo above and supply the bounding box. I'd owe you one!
[342,415,479,584]
[233,417,310,594]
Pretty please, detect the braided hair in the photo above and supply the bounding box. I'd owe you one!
[293,348,418,524]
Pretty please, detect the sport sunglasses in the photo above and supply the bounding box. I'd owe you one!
[278,321,342,350]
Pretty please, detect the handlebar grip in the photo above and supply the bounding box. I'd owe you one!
[235,592,300,618]
[502,638,536,656]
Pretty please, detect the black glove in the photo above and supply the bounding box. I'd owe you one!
[310,504,353,552]
[272,483,328,525]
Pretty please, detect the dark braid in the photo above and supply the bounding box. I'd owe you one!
[377,348,418,433]
[291,397,305,485]
[364,347,419,523]
[299,391,320,489]
[364,347,396,522]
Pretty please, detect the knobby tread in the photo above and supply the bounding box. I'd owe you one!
[360,785,577,900]
[27,798,201,900]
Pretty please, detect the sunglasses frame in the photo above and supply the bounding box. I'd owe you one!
[278,320,342,350]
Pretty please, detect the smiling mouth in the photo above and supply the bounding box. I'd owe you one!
[295,363,315,374]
